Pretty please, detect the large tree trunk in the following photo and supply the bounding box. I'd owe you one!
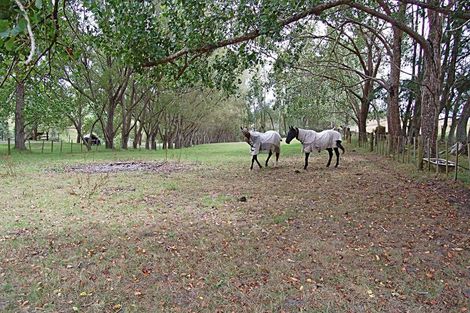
[358,104,368,144]
[121,130,129,149]
[104,101,115,149]
[150,132,157,150]
[402,58,416,138]
[439,15,461,142]
[407,8,424,140]
[418,6,442,168]
[144,130,150,150]
[448,93,461,144]
[133,122,143,149]
[358,81,373,144]
[74,118,83,144]
[456,97,470,143]
[387,16,404,149]
[440,107,449,142]
[121,109,129,149]
[15,80,26,150]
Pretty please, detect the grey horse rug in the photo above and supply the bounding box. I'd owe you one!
[297,128,342,153]
[249,130,281,156]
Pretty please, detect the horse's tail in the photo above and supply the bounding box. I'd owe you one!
[336,140,345,154]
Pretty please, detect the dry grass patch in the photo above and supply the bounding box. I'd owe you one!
[1,152,469,312]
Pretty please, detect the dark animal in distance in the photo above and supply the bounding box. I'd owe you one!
[286,126,345,170]
[83,134,101,145]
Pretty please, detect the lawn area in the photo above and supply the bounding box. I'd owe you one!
[0,141,469,312]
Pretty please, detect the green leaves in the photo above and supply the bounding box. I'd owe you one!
[4,37,15,51]
[0,19,9,34]
[35,0,43,10]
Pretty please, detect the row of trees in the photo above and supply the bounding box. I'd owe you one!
[1,1,469,165]
[0,1,249,150]
[269,2,469,153]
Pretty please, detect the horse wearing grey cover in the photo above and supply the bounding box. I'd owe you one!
[286,126,345,170]
[241,128,281,170]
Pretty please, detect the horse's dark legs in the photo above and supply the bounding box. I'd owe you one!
[326,148,333,167]
[304,152,310,170]
[334,147,340,167]
[265,151,273,167]
[275,152,280,164]
[251,155,262,170]
[255,155,262,168]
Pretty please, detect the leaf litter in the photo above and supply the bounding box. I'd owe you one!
[0,152,469,312]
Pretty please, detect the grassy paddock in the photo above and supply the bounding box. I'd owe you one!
[0,141,469,312]
[0,141,301,171]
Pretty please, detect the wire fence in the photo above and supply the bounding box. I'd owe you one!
[2,134,470,184]
[346,131,470,184]
[1,139,103,155]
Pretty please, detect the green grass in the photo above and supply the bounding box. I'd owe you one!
[0,140,468,312]
[0,140,302,172]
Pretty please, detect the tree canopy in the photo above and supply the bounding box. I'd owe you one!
[0,0,469,159]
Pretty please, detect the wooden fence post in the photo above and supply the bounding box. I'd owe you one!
[60,140,63,154]
[28,140,31,151]
[380,135,383,155]
[378,135,381,155]
[468,143,470,178]
[70,140,73,153]
[7,138,11,155]
[435,139,439,175]
[417,136,424,170]
[407,139,411,163]
[401,137,405,163]
[427,138,431,172]
[383,135,386,156]
[384,135,386,156]
[51,140,54,153]
[41,140,45,153]
[395,137,398,161]
[454,150,459,181]
[445,140,449,178]
[369,132,374,152]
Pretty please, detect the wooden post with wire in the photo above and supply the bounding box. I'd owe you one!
[427,138,431,172]
[402,137,405,163]
[445,140,449,178]
[435,139,439,175]
[417,136,424,170]
[468,143,470,179]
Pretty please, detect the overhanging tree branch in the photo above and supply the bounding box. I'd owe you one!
[142,0,352,68]
[398,0,469,20]
[348,2,430,54]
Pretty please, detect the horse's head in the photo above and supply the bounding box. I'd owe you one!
[285,126,298,144]
[240,127,252,146]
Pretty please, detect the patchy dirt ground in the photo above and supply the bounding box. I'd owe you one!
[60,161,193,174]
[1,151,469,312]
